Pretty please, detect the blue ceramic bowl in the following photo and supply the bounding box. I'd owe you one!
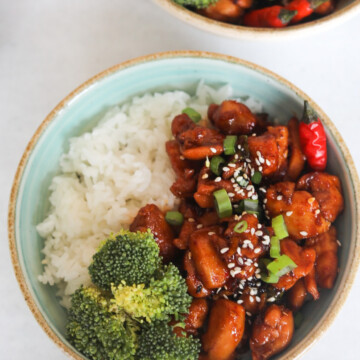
[9,51,360,359]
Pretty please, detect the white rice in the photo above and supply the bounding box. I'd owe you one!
[37,82,262,308]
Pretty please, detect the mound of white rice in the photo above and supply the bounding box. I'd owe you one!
[37,82,262,308]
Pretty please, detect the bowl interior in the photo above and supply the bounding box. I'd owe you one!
[13,54,358,359]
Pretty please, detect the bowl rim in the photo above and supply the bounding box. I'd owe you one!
[8,50,360,360]
[153,0,360,39]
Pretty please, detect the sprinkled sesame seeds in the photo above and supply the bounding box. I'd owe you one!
[255,231,263,237]
[258,166,263,172]
[237,247,242,255]
[337,240,342,247]
[227,263,235,269]
[210,147,217,153]
[246,312,252,317]
[277,195,283,201]
[286,211,293,216]
[238,257,244,265]
[256,296,261,303]
[300,231,308,237]
[237,299,244,304]
[228,163,236,168]
[263,199,267,204]
[251,228,255,235]
[255,159,261,166]
[188,218,195,223]
[222,166,230,172]
[220,247,229,254]
[254,247,261,254]
[308,197,316,204]
[266,159,271,166]
[260,187,266,193]
[267,297,276,303]
[315,209,321,215]
[249,296,254,303]
[223,294,229,300]
[180,155,185,160]
[256,151,261,157]
[205,157,210,167]
[255,274,261,279]
[214,177,221,182]
[208,231,215,236]
[250,288,257,296]
[196,224,203,229]
[202,173,209,180]
[228,192,235,197]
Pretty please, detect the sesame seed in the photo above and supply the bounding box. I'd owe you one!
[246,158,251,163]
[237,247,242,255]
[246,312,252,316]
[249,296,254,303]
[228,192,235,197]
[208,232,215,236]
[234,154,239,160]
[232,269,241,276]
[188,218,195,222]
[300,231,308,237]
[228,263,235,269]
[315,209,321,215]
[308,197,316,204]
[260,187,266,193]
[205,157,210,167]
[337,240,342,247]
[210,147,217,153]
[246,185,253,191]
[255,274,261,279]
[223,295,228,299]
[258,166,263,172]
[180,155,185,160]
[254,262,259,268]
[264,199,267,204]
[256,282,261,287]
[255,231,263,236]
[202,173,209,180]
[237,299,244,304]
[251,228,255,235]
[255,159,261,166]
[238,257,244,265]
[251,195,258,200]
[256,151,261,157]
[259,157,265,164]
[256,296,261,303]
[263,235,270,241]
[216,287,222,294]
[277,195,283,201]
[228,163,236,168]
[250,288,257,296]
[286,211,293,216]
[196,224,203,229]
[249,243,254,250]
[214,177,221,182]
[222,166,230,172]
[267,297,276,303]
[266,159,271,166]
[254,247,261,254]
[220,247,229,254]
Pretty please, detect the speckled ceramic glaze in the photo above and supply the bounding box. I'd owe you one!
[154,0,360,39]
[8,52,360,360]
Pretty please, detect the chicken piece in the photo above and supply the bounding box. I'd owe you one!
[304,266,320,300]
[202,299,246,360]
[286,117,305,181]
[166,140,199,198]
[183,250,211,298]
[265,181,330,240]
[208,100,256,135]
[194,166,249,208]
[247,126,288,178]
[297,172,344,222]
[236,0,253,8]
[171,113,196,139]
[273,239,316,291]
[250,305,294,360]
[199,0,244,23]
[305,226,339,289]
[287,279,307,311]
[189,229,229,289]
[185,298,209,334]
[130,204,176,262]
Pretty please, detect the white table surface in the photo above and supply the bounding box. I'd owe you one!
[1,1,360,359]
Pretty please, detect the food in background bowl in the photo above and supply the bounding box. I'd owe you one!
[8,52,360,360]
[37,79,343,359]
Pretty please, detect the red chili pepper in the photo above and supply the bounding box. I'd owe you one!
[243,6,297,28]
[299,101,327,171]
[286,0,327,24]
[315,0,334,15]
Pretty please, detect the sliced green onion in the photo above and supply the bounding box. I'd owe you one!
[213,189,233,218]
[234,200,245,214]
[261,272,280,284]
[251,171,262,185]
[182,107,201,123]
[234,220,248,234]
[244,199,260,214]
[294,312,303,329]
[270,236,281,259]
[224,135,237,155]
[210,156,225,176]
[236,175,249,188]
[266,255,297,277]
[272,215,289,240]
[165,211,184,226]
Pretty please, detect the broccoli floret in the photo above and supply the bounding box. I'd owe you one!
[136,321,201,360]
[111,263,192,323]
[173,0,218,9]
[89,230,161,291]
[67,286,138,360]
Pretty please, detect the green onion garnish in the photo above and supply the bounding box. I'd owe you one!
[266,255,297,277]
[165,211,184,226]
[236,176,249,188]
[210,156,225,176]
[251,171,262,185]
[234,200,245,214]
[244,199,260,214]
[294,312,303,329]
[234,220,248,234]
[182,107,201,123]
[213,189,233,218]
[272,215,289,240]
[270,236,281,259]
[261,272,280,284]
[224,135,237,155]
